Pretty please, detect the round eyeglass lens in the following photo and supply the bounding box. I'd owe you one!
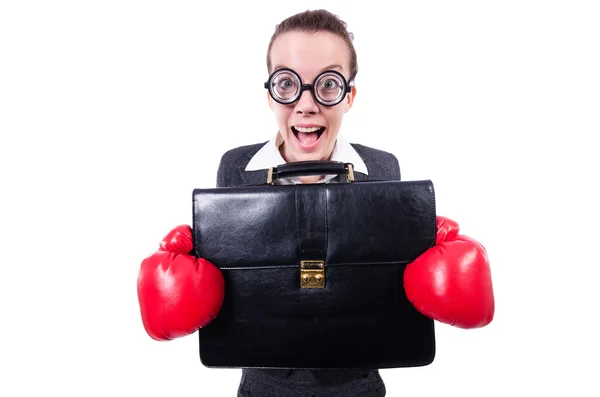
[315,72,345,104]
[270,71,300,103]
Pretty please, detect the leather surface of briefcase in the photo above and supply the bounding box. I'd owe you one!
[192,161,437,370]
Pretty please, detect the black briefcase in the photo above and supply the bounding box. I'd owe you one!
[192,161,437,370]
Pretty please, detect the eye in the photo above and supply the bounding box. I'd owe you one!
[321,79,340,90]
[277,78,296,90]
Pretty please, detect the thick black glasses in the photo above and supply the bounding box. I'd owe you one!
[264,68,353,107]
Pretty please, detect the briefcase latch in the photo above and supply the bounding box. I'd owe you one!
[300,260,325,289]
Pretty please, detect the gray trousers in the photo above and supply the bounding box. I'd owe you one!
[237,369,386,397]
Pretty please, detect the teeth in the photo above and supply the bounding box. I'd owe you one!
[294,126,323,133]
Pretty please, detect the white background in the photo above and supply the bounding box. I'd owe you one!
[1,0,599,396]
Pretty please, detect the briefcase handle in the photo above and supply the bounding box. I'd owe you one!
[267,160,355,184]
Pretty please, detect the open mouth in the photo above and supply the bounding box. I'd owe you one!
[291,125,326,146]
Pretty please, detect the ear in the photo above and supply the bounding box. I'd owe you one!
[344,86,357,113]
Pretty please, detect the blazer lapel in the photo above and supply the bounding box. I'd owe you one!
[239,169,269,186]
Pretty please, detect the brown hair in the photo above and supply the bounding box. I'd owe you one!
[266,9,358,82]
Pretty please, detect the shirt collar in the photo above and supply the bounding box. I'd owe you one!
[245,132,369,175]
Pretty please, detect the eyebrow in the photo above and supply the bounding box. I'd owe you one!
[271,64,345,75]
[319,64,344,73]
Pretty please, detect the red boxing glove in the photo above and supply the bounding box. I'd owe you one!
[137,225,225,341]
[404,216,495,329]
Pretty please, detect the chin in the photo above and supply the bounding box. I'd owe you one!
[291,142,330,161]
[296,152,325,162]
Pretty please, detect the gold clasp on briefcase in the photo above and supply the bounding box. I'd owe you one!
[300,260,325,289]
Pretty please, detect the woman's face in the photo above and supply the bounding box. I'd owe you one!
[267,31,356,163]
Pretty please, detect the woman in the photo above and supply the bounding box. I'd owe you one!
[137,9,495,397]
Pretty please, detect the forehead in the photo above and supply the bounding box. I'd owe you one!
[270,31,350,79]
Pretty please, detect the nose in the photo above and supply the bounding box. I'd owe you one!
[294,87,319,114]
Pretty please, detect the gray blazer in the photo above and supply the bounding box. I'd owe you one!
[215,141,401,397]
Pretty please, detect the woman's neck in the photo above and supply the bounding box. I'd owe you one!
[298,175,324,184]
[279,142,331,184]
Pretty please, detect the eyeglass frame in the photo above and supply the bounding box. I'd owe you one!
[264,68,354,107]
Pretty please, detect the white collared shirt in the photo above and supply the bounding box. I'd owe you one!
[245,132,369,185]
